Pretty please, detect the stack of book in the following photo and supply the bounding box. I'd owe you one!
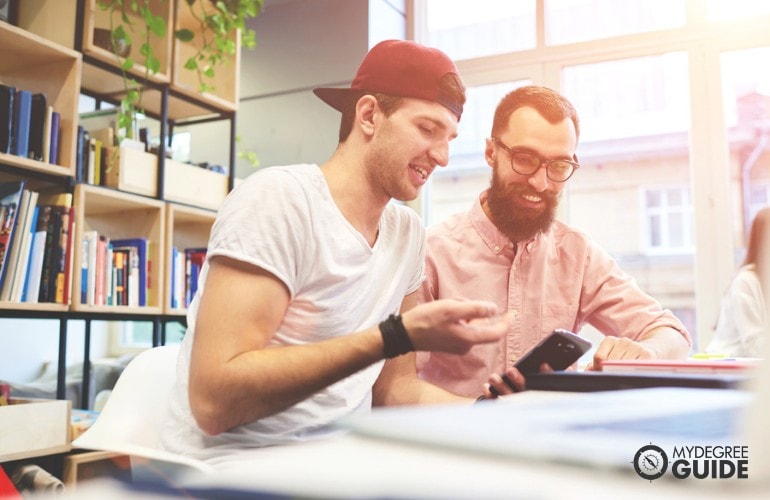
[169,246,206,309]
[0,181,75,304]
[1,83,62,165]
[79,233,151,307]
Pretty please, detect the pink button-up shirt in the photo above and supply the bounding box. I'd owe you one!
[415,191,691,397]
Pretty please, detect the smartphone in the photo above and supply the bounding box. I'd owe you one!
[490,329,592,396]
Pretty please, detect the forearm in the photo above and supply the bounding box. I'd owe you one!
[638,326,691,359]
[373,353,470,407]
[190,326,385,435]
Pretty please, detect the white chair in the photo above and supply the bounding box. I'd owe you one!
[72,344,215,485]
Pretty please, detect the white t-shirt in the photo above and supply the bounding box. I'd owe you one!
[161,164,425,463]
[707,264,766,358]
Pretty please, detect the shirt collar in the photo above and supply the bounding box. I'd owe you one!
[471,189,546,255]
[471,190,518,255]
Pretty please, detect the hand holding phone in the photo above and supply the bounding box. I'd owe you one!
[484,329,592,398]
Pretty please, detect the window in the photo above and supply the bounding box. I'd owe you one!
[413,0,770,345]
[720,47,770,263]
[643,186,695,253]
[423,0,535,60]
[545,0,685,46]
[109,321,185,355]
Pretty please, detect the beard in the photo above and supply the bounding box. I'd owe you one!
[486,167,559,244]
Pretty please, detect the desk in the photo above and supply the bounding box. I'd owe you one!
[179,431,765,499]
[48,387,770,499]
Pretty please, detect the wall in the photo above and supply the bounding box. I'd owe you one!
[187,0,406,179]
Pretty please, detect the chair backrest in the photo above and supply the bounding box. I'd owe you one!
[73,344,214,476]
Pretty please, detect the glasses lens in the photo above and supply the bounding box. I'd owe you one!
[510,151,541,174]
[548,161,574,181]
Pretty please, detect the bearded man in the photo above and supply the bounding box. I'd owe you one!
[400,85,692,399]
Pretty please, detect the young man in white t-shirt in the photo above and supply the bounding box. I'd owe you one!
[161,40,512,463]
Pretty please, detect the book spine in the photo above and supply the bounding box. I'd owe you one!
[11,89,32,158]
[49,111,61,165]
[0,84,15,154]
[37,205,61,303]
[28,93,47,161]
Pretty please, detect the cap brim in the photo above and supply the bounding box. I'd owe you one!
[313,87,365,113]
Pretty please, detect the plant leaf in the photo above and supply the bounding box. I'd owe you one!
[175,29,195,42]
[148,15,167,37]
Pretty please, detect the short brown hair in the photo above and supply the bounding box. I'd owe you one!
[491,85,580,142]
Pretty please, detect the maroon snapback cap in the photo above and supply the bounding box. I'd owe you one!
[313,39,464,120]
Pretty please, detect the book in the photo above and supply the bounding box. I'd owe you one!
[113,248,126,306]
[600,358,762,375]
[11,89,32,158]
[36,203,68,303]
[28,92,47,161]
[15,204,40,302]
[111,238,149,306]
[28,204,52,302]
[82,230,99,305]
[42,104,53,163]
[95,234,108,305]
[111,246,140,307]
[0,83,14,154]
[0,188,37,302]
[185,247,207,307]
[22,228,47,303]
[0,180,26,294]
[75,125,87,182]
[48,109,61,165]
[61,208,75,305]
[36,193,73,303]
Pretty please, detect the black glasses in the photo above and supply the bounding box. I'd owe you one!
[491,137,580,182]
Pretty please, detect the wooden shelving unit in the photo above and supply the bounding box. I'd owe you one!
[1,0,238,418]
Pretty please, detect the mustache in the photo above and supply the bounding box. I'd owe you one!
[506,183,559,206]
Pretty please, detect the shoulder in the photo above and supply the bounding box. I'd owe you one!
[425,210,470,244]
[223,164,322,209]
[730,265,762,293]
[546,219,599,252]
[383,203,425,238]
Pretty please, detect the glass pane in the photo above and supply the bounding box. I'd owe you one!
[562,53,695,336]
[721,47,770,267]
[424,0,535,60]
[707,0,770,22]
[546,0,685,45]
[562,53,690,140]
[425,81,528,225]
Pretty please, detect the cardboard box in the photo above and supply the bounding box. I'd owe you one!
[0,398,72,462]
[164,159,228,211]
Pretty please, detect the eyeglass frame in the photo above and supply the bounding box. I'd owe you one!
[491,136,580,182]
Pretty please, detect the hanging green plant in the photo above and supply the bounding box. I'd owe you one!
[174,0,264,94]
[97,0,168,141]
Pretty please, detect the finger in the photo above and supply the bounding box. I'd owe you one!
[503,368,526,392]
[449,300,500,321]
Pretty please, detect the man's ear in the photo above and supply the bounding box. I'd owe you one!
[356,95,379,137]
[484,137,496,168]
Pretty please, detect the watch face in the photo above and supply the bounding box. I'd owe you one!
[633,444,669,480]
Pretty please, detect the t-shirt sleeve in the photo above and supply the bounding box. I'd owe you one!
[206,169,309,297]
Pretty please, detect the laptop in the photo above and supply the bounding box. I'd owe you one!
[524,370,749,391]
[339,359,769,485]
